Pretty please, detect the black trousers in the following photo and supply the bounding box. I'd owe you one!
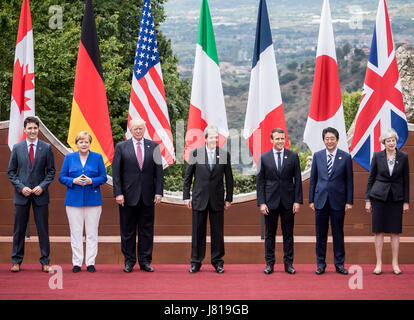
[12,200,50,265]
[264,202,294,266]
[315,198,345,268]
[119,197,154,267]
[191,201,224,268]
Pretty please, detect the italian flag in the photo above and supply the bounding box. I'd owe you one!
[184,0,228,161]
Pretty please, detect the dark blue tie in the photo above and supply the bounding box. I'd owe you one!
[277,152,282,174]
[327,153,333,176]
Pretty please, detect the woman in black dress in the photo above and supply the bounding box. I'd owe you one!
[365,128,410,275]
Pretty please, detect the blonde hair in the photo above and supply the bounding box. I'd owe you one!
[379,128,399,144]
[75,131,92,144]
[129,118,146,129]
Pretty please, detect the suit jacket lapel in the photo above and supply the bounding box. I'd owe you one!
[280,149,289,175]
[380,150,391,177]
[30,140,42,171]
[330,150,341,178]
[267,150,279,176]
[127,139,140,171]
[143,138,152,170]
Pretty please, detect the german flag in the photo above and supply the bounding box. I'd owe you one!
[68,0,114,166]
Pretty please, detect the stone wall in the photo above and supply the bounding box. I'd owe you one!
[397,45,414,123]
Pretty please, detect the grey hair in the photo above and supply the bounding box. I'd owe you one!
[379,128,399,144]
[204,125,219,139]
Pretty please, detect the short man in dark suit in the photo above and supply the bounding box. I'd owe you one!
[112,118,164,273]
[183,125,234,274]
[256,128,302,275]
[309,127,353,275]
[8,116,56,273]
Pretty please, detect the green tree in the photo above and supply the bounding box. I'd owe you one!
[342,90,362,131]
[279,72,297,85]
[287,61,298,72]
[0,0,190,147]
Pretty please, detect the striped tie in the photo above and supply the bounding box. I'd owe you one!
[327,153,333,176]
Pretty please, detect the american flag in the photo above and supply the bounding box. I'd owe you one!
[127,0,175,167]
[350,0,408,170]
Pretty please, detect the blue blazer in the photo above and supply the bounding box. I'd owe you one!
[309,148,354,210]
[59,151,107,207]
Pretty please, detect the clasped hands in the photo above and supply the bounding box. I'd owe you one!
[21,186,43,197]
[73,174,92,186]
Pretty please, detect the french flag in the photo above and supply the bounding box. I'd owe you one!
[303,0,348,153]
[243,0,289,164]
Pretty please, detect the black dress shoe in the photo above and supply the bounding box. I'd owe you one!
[315,266,326,275]
[189,265,200,273]
[140,264,154,272]
[72,266,81,273]
[86,265,96,273]
[264,265,274,275]
[123,265,133,273]
[215,266,224,274]
[284,264,296,274]
[335,266,348,275]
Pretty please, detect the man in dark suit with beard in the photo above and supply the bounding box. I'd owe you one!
[112,118,164,273]
[256,128,302,275]
[183,125,234,274]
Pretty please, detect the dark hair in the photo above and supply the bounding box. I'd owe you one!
[322,127,339,140]
[270,128,286,139]
[24,116,39,128]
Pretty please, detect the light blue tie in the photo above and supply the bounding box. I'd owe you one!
[208,151,214,171]
[327,153,333,176]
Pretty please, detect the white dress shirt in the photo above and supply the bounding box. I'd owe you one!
[26,138,38,158]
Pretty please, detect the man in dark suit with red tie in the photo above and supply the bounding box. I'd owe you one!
[183,125,234,274]
[256,128,303,275]
[112,118,164,273]
[8,116,56,273]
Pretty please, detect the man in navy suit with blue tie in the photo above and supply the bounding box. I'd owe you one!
[309,127,353,275]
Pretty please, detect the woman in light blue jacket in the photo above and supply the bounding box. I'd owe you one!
[59,132,107,273]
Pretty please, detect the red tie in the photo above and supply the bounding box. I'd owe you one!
[29,143,34,167]
[137,141,143,170]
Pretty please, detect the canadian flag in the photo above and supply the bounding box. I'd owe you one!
[8,0,35,150]
[303,0,348,153]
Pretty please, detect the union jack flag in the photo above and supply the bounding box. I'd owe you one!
[127,0,175,168]
[350,0,408,170]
